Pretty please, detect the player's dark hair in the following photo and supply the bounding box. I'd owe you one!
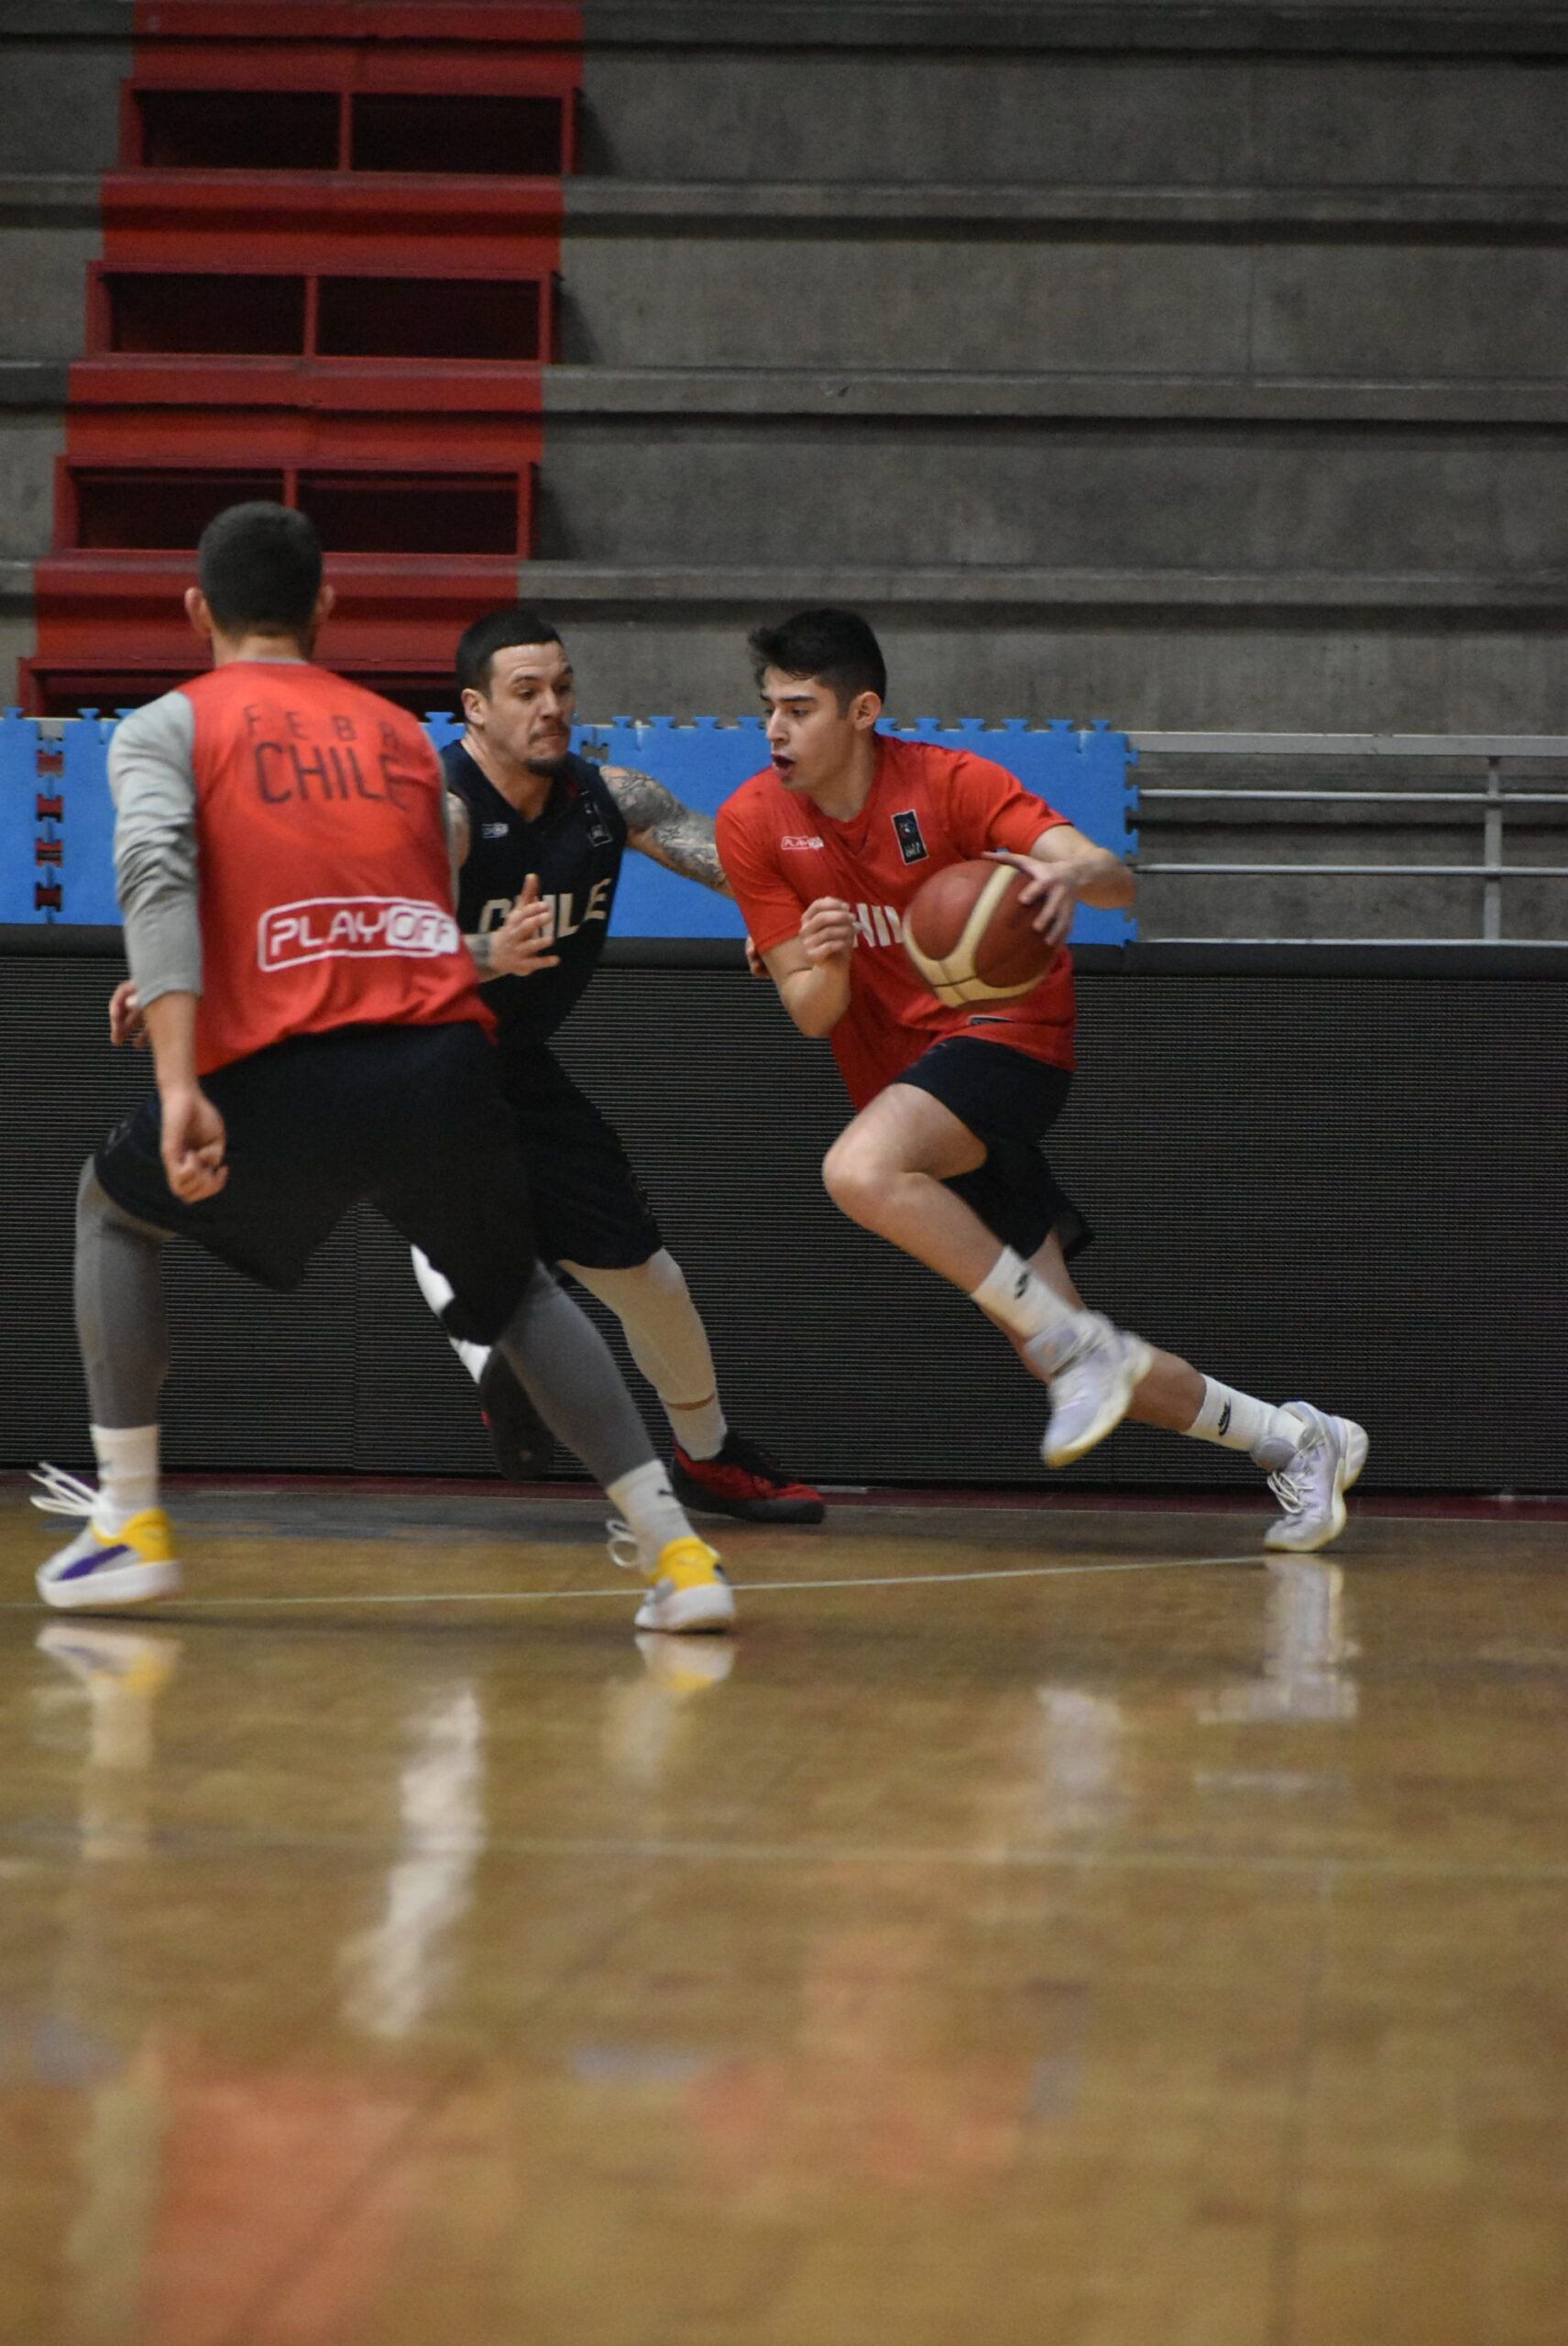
[197,501,323,635]
[749,608,887,710]
[455,607,564,697]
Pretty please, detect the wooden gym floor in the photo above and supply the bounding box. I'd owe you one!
[1,1474,1565,2346]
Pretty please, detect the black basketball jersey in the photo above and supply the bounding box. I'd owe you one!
[443,739,627,1045]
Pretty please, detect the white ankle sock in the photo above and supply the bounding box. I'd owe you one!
[1186,1381,1305,1468]
[667,1397,727,1461]
[970,1246,1082,1343]
[90,1422,159,1528]
[607,1459,696,1563]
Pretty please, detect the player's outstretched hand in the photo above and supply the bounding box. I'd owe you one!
[108,978,148,1049]
[800,896,858,966]
[488,874,561,978]
[159,1083,228,1202]
[986,851,1076,948]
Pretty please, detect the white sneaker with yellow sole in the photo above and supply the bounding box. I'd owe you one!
[608,1520,735,1634]
[31,1465,182,1611]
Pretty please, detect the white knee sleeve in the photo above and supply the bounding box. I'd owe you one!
[560,1249,718,1410]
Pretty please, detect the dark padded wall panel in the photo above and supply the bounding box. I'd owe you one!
[2,955,1563,1490]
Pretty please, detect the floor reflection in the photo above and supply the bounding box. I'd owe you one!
[679,1914,1084,2205]
[20,1629,179,2342]
[338,1679,486,2043]
[601,1631,738,1788]
[1199,1558,1359,1725]
[33,1624,183,1862]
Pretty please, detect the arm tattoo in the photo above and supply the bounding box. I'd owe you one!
[602,765,730,894]
[445,792,472,864]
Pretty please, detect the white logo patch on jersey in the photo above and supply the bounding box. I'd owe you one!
[258,897,459,971]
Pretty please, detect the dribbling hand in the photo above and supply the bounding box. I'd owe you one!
[985,852,1076,948]
[159,1083,228,1202]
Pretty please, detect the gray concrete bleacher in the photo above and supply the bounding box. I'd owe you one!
[554,6,1568,731]
[1,0,1564,937]
[552,1,1568,935]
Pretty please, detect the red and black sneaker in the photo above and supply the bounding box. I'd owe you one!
[670,1431,825,1525]
[478,1352,554,1481]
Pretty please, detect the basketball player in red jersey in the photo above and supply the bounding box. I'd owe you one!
[717,609,1366,1551]
[30,504,733,1632]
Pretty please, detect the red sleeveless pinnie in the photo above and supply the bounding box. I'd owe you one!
[179,663,488,1075]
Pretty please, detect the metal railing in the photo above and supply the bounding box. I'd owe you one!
[1127,732,1568,943]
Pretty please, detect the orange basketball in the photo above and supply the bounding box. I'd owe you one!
[904,858,1051,1006]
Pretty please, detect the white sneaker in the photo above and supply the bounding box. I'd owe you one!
[1037,1316,1152,1468]
[1264,1407,1369,1553]
[31,1465,181,1611]
[607,1521,736,1634]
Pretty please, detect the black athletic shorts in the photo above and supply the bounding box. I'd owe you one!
[94,1021,539,1343]
[494,1038,663,1270]
[894,1034,1091,1261]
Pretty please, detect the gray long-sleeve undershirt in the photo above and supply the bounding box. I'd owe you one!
[107,689,203,1010]
[106,674,461,1011]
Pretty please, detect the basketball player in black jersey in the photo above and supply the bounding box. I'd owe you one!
[410,606,825,1525]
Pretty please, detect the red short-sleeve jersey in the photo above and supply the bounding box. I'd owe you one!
[716,733,1076,1110]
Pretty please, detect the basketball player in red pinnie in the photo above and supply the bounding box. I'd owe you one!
[716,609,1366,1551]
[30,504,734,1635]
